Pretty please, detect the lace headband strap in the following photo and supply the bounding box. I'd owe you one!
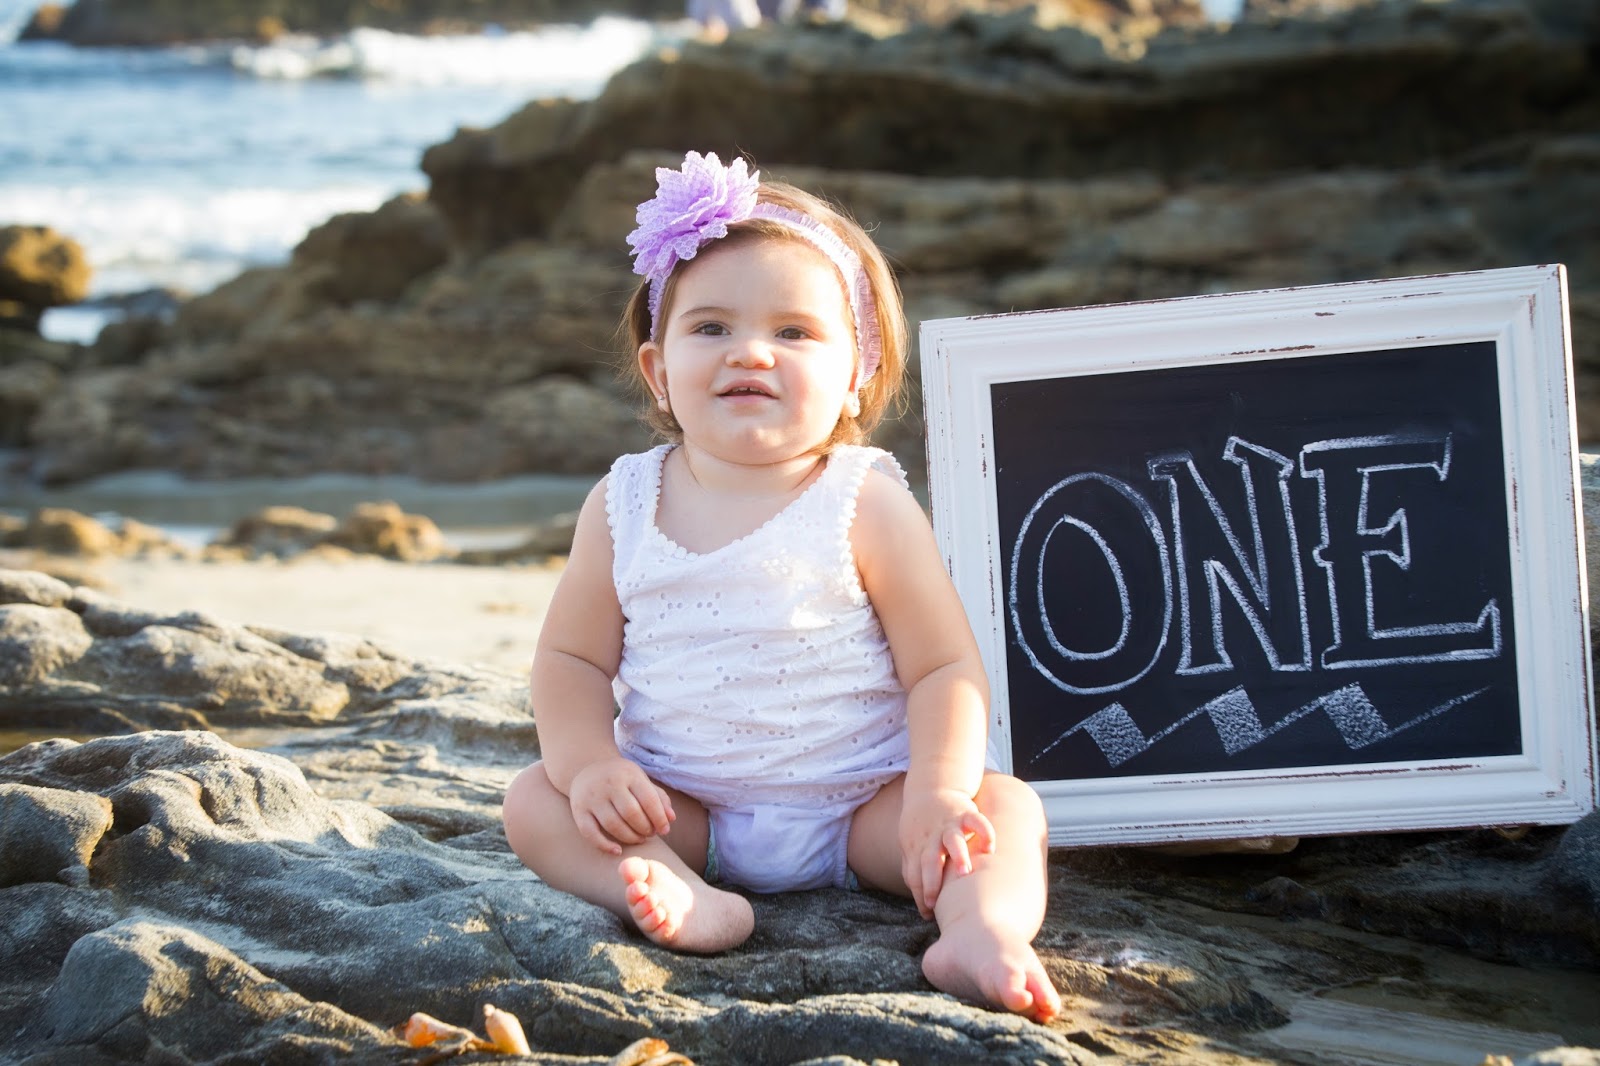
[626,151,882,383]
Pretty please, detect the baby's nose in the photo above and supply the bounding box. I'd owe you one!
[727,338,776,367]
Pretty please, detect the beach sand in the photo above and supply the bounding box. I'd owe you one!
[86,555,563,678]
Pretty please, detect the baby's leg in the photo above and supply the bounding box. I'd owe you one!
[502,763,753,953]
[849,773,1061,1022]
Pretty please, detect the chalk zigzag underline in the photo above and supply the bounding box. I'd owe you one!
[1031,683,1489,769]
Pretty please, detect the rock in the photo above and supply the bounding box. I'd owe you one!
[0,730,1077,1063]
[1547,810,1600,908]
[18,0,663,45]
[18,3,68,38]
[0,567,75,607]
[481,376,652,475]
[0,600,94,686]
[116,517,190,559]
[169,264,312,346]
[0,568,1597,1062]
[24,367,177,485]
[21,508,121,556]
[7,507,192,560]
[9,0,1600,486]
[325,500,454,562]
[1582,455,1600,635]
[507,511,580,557]
[0,359,60,448]
[0,783,113,887]
[88,314,169,367]
[212,504,340,559]
[291,193,451,306]
[1513,1052,1600,1066]
[27,135,1600,483]
[0,225,91,333]
[16,0,1208,48]
[24,919,394,1062]
[0,326,79,370]
[0,564,528,739]
[423,0,1600,245]
[457,511,580,564]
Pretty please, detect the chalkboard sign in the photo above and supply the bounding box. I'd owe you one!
[921,266,1596,845]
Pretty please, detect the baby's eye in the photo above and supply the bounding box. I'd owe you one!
[692,322,728,336]
[777,326,811,341]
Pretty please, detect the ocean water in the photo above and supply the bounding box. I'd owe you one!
[0,0,685,341]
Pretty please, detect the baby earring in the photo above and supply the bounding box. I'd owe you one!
[656,393,670,412]
[844,392,861,418]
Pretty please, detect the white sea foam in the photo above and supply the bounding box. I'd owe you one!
[231,18,676,92]
[0,182,401,298]
[2,13,677,345]
[0,0,32,43]
[1197,0,1247,20]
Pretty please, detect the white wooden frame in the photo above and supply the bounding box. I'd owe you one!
[921,265,1596,846]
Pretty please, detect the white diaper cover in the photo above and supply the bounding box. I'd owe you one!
[706,802,860,893]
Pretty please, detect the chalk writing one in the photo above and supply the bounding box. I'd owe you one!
[1009,432,1502,699]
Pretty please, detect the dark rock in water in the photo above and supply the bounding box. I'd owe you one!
[0,225,91,336]
[0,564,1597,1062]
[17,0,665,46]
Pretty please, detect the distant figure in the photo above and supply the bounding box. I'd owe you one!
[501,151,1064,1023]
[687,0,761,40]
[691,0,845,38]
[757,0,847,20]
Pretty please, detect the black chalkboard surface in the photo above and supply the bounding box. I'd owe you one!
[992,342,1519,784]
[921,267,1595,844]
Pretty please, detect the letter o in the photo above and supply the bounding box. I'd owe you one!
[1009,473,1172,695]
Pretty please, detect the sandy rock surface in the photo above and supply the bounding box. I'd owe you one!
[1,564,1597,1063]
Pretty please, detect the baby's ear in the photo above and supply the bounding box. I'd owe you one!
[638,340,667,396]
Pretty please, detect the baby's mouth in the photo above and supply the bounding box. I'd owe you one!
[720,385,776,398]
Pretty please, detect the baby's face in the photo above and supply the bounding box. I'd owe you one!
[642,237,858,467]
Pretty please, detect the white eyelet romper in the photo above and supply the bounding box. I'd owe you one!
[607,443,913,892]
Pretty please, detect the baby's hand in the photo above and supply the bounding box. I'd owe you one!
[567,757,676,855]
[898,786,996,919]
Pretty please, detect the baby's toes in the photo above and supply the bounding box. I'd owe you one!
[1027,971,1062,1023]
[989,966,1036,1016]
[618,856,651,886]
[633,900,665,934]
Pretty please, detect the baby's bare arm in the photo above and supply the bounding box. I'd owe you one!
[531,480,624,787]
[529,481,674,848]
[851,470,993,911]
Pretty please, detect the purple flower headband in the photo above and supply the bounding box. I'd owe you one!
[626,151,882,384]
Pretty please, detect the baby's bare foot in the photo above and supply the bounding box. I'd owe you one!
[617,856,754,954]
[922,925,1062,1023]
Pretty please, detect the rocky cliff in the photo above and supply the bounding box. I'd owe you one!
[3,0,1598,486]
